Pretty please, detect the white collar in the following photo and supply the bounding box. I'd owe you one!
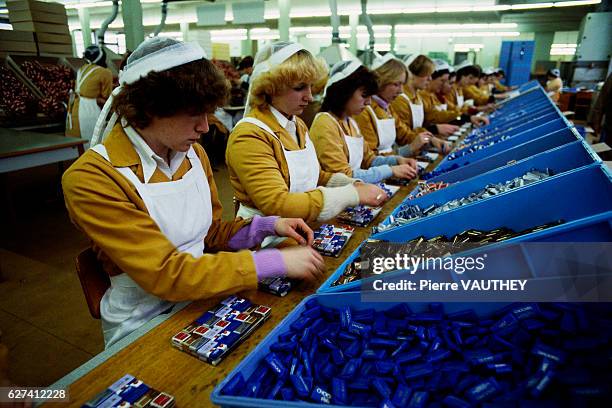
[123,123,187,182]
[269,105,295,131]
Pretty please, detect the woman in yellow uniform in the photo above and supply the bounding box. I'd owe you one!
[391,55,457,139]
[65,45,113,142]
[457,64,494,108]
[354,54,439,157]
[310,60,418,183]
[226,42,387,233]
[63,38,325,347]
[420,60,489,128]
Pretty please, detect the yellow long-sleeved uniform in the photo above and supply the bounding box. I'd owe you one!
[462,84,491,106]
[226,106,333,222]
[447,84,470,114]
[420,89,461,125]
[389,85,429,133]
[494,79,509,92]
[62,124,257,302]
[65,64,113,138]
[353,98,417,155]
[309,112,378,176]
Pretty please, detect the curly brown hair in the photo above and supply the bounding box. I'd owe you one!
[112,59,229,129]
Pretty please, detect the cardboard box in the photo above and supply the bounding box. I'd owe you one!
[35,32,72,45]
[9,10,68,25]
[0,40,37,53]
[11,21,70,35]
[36,42,73,55]
[0,30,35,42]
[6,0,66,16]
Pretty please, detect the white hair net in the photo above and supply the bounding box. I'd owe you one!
[91,37,207,146]
[245,41,306,114]
[371,52,399,71]
[323,59,363,96]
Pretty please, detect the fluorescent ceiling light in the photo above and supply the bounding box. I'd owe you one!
[210,29,247,36]
[251,34,280,40]
[511,3,554,9]
[396,31,520,38]
[250,28,271,34]
[437,7,472,12]
[65,1,113,9]
[374,44,391,51]
[554,0,600,6]
[402,8,437,14]
[552,43,577,47]
[211,35,247,41]
[472,5,512,11]
[395,23,517,31]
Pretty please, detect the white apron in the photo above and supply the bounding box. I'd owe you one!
[400,93,424,129]
[434,103,448,112]
[366,106,395,154]
[67,65,102,143]
[235,117,320,247]
[318,112,364,172]
[90,143,213,347]
[456,91,465,108]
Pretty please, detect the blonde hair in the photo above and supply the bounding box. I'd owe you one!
[409,55,435,77]
[374,59,407,91]
[248,50,327,110]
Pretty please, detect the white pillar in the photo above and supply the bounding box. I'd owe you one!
[278,0,290,42]
[349,12,358,54]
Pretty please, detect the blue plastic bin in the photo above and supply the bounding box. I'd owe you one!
[319,164,612,293]
[380,140,601,230]
[427,127,580,184]
[211,293,513,408]
[464,106,558,140]
[438,117,568,170]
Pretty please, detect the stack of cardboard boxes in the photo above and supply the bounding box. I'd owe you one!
[6,0,73,57]
[0,29,37,56]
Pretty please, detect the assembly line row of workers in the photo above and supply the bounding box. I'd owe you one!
[62,39,512,347]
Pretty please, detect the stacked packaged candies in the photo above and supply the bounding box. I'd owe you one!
[445,134,512,161]
[409,181,451,200]
[171,296,271,366]
[312,224,355,257]
[20,61,73,119]
[376,170,551,232]
[336,184,399,227]
[259,277,293,297]
[421,164,460,180]
[83,374,175,408]
[220,300,612,406]
[334,221,564,286]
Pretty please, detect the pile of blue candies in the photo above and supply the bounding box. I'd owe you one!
[221,300,612,407]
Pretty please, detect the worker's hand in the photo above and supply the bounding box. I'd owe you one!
[410,132,433,154]
[274,218,314,246]
[435,124,460,137]
[355,182,388,207]
[396,156,417,169]
[471,115,489,127]
[281,246,325,282]
[391,164,418,180]
[432,137,452,154]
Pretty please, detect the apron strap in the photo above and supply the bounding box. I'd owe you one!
[76,65,101,95]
